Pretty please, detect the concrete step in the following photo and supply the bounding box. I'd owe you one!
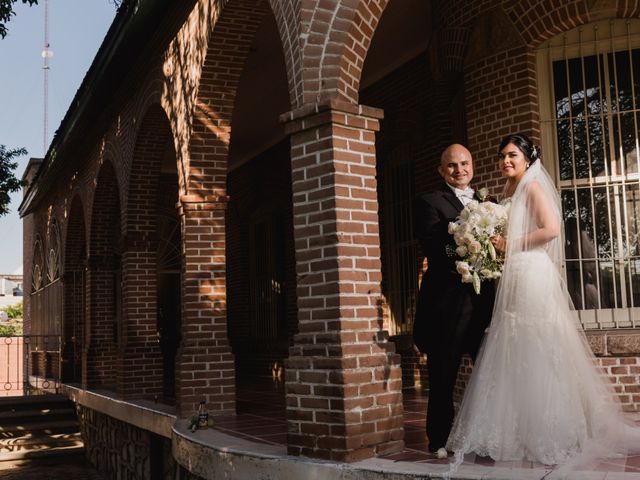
[0,394,83,464]
[0,443,84,462]
[0,395,70,409]
[0,419,79,436]
[0,406,76,424]
[0,431,82,450]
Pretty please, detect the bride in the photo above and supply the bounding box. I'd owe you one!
[446,133,640,470]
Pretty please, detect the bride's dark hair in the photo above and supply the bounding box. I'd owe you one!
[498,133,541,165]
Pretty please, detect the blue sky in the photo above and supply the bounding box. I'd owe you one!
[0,1,116,274]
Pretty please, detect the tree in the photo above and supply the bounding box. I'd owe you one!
[3,302,23,320]
[0,0,38,39]
[0,145,25,216]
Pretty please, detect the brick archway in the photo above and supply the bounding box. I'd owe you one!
[62,195,86,384]
[87,160,120,390]
[178,0,293,416]
[298,0,390,104]
[267,0,303,108]
[121,103,176,400]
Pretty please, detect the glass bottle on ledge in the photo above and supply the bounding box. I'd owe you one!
[197,400,208,429]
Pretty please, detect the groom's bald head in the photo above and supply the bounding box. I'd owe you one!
[438,144,474,190]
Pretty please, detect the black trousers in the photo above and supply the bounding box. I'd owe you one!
[424,294,485,451]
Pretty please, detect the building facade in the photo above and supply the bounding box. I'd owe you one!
[20,0,640,477]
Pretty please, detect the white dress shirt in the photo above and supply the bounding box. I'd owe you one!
[447,184,475,206]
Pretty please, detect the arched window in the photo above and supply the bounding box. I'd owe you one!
[47,220,61,284]
[32,236,44,292]
[538,19,640,329]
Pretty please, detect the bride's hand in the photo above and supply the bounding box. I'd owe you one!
[490,234,506,253]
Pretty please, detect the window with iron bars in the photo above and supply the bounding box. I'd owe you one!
[538,19,640,329]
[380,145,419,336]
[249,215,286,340]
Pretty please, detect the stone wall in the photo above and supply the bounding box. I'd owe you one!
[77,405,175,480]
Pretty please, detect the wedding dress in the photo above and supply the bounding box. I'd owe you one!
[446,161,640,470]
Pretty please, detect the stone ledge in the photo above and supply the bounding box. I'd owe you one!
[171,421,640,480]
[585,330,640,356]
[62,384,176,438]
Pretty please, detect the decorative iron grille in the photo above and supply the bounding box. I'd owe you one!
[249,215,285,340]
[380,147,419,336]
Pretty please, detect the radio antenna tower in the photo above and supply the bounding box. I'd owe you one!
[42,0,52,156]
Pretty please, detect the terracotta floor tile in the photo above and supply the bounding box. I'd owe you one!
[403,443,428,452]
[385,451,432,462]
[214,381,639,475]
[624,455,640,468]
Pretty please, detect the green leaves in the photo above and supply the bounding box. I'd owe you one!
[0,145,27,216]
[0,303,23,336]
[3,302,22,319]
[0,0,38,39]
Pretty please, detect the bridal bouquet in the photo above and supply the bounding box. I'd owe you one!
[448,198,509,294]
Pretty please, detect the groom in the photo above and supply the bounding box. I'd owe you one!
[413,144,495,456]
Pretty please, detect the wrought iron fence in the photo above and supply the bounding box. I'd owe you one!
[0,335,62,396]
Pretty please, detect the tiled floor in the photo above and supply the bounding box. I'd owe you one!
[213,380,640,475]
[211,381,288,446]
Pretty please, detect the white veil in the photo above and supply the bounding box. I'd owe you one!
[503,161,562,263]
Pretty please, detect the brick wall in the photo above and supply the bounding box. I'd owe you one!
[119,105,172,399]
[464,46,540,192]
[600,357,640,412]
[86,161,120,390]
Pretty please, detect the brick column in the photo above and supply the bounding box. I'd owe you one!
[282,100,404,462]
[119,234,164,398]
[175,196,235,418]
[84,256,118,390]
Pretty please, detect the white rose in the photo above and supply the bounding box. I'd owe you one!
[478,187,489,199]
[456,262,470,274]
[469,241,481,254]
[456,245,468,257]
[448,222,457,234]
[462,273,473,283]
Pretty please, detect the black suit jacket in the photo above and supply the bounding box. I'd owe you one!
[413,183,494,356]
